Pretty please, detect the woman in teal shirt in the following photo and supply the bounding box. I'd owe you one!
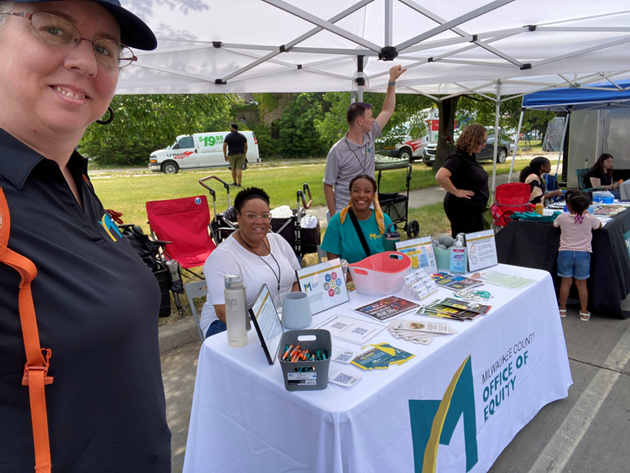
[322,174,393,264]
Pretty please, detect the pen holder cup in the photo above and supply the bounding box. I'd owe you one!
[281,292,312,329]
[434,247,450,271]
[278,329,332,392]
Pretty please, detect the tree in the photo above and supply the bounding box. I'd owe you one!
[278,93,328,158]
[434,96,460,169]
[80,94,234,166]
[315,92,434,149]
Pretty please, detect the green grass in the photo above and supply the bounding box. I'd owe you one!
[93,160,526,234]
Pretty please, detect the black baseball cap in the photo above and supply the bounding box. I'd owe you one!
[13,0,157,50]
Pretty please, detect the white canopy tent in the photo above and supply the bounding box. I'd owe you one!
[120,0,630,96]
[118,0,630,191]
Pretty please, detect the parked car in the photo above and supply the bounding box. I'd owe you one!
[422,134,513,166]
[376,136,427,162]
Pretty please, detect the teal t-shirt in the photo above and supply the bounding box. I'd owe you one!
[321,210,393,264]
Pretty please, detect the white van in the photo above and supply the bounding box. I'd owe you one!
[149,131,261,174]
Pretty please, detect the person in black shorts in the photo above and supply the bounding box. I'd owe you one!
[436,124,490,237]
[223,123,248,186]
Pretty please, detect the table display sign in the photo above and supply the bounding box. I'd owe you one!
[465,229,498,271]
[395,236,438,274]
[296,258,350,315]
[312,314,386,345]
[248,284,284,365]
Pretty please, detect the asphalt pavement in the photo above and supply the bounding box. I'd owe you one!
[158,173,630,473]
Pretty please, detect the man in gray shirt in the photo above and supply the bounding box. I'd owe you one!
[323,65,406,215]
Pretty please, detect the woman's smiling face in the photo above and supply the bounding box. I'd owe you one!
[350,177,375,211]
[0,1,120,138]
[237,197,271,244]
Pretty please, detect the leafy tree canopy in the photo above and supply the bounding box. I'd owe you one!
[80,94,234,165]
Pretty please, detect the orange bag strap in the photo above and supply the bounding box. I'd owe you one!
[0,188,53,473]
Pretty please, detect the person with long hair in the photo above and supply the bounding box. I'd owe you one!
[0,1,170,470]
[553,190,601,321]
[200,187,301,337]
[321,174,393,264]
[436,124,490,237]
[519,156,563,204]
[585,153,620,198]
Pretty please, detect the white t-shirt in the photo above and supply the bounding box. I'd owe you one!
[200,233,301,334]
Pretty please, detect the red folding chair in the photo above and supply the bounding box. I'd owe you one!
[490,183,535,228]
[146,195,216,272]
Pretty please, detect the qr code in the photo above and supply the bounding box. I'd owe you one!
[352,327,369,336]
[333,373,354,384]
[331,322,347,330]
[335,353,353,362]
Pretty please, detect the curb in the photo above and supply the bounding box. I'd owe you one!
[158,317,202,356]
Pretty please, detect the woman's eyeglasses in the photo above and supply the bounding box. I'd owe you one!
[1,11,136,69]
[242,213,272,222]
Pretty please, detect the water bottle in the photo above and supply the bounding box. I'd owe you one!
[224,274,247,347]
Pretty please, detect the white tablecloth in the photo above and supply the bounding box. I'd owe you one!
[183,264,572,473]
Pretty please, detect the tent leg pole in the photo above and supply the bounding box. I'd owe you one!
[492,81,502,197]
[556,110,570,177]
[509,109,525,183]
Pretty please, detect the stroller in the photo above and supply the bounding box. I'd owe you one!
[374,160,419,238]
[199,176,320,259]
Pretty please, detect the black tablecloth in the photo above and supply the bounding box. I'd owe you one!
[496,209,630,318]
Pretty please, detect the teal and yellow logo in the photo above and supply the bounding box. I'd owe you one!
[409,356,478,473]
[99,213,122,242]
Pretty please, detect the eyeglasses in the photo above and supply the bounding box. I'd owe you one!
[1,11,137,69]
[241,213,272,222]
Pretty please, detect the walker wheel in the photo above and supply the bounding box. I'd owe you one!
[407,220,420,238]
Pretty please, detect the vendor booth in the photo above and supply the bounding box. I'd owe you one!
[520,80,630,187]
[183,264,571,473]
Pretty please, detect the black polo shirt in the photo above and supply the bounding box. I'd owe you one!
[223,131,247,155]
[0,130,171,472]
[442,148,490,210]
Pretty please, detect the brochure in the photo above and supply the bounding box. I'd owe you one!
[312,314,386,345]
[439,297,491,315]
[350,343,415,370]
[431,272,484,291]
[388,319,458,345]
[296,258,350,314]
[354,296,420,322]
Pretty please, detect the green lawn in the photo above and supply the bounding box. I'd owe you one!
[93,160,527,234]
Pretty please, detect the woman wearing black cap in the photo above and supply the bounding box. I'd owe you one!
[0,1,170,472]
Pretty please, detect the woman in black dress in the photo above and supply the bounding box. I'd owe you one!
[436,124,489,237]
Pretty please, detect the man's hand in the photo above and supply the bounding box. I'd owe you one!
[389,65,407,83]
[224,156,228,162]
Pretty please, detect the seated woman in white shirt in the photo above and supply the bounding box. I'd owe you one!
[201,187,301,337]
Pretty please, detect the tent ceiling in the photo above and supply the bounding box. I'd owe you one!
[118,0,630,97]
